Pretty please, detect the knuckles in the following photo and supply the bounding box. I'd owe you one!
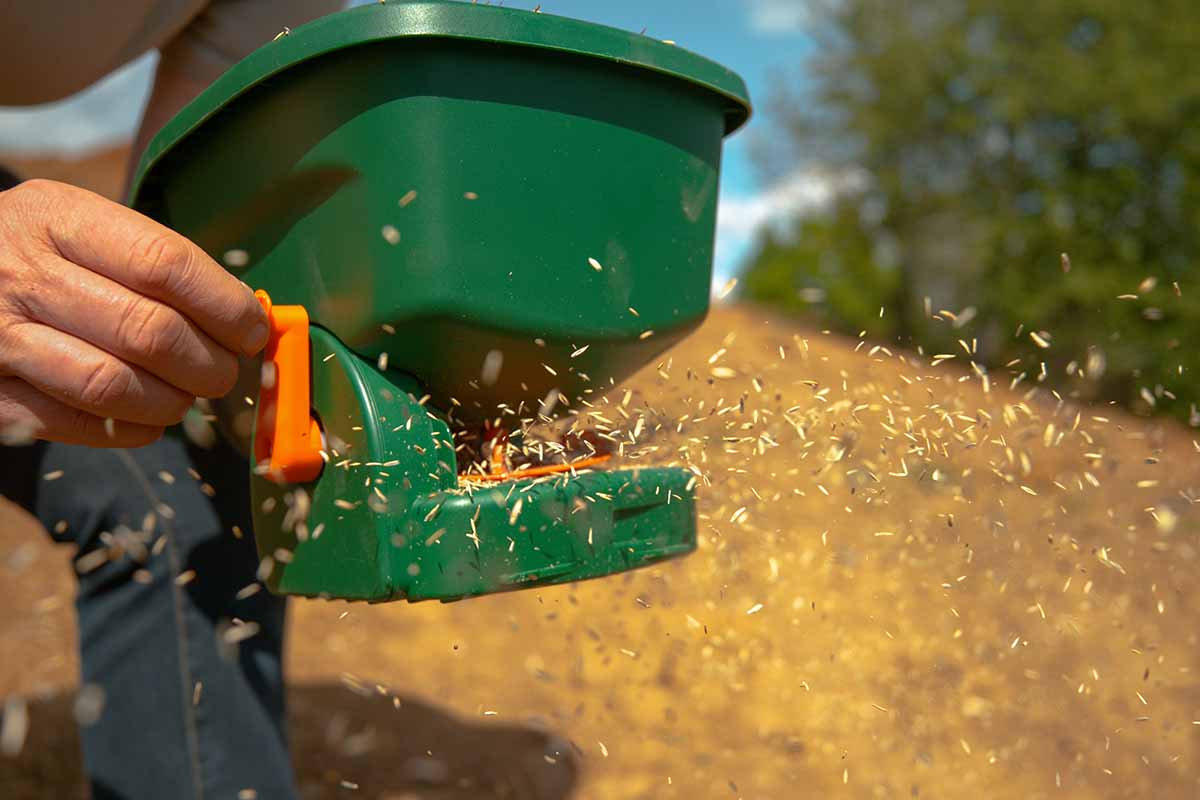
[0,179,66,242]
[1,178,61,213]
[118,296,187,362]
[115,296,239,398]
[0,181,58,278]
[127,230,193,296]
[75,357,193,426]
[76,359,135,412]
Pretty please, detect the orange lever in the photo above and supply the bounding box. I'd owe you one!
[253,290,324,484]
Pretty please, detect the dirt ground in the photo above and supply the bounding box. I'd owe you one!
[3,300,1200,799]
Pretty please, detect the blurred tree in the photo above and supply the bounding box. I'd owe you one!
[743,0,1200,420]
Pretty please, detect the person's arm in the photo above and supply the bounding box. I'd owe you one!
[126,59,212,193]
[0,1,341,462]
[0,1,206,106]
[130,1,343,188]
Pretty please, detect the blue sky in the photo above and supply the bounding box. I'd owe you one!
[0,0,813,284]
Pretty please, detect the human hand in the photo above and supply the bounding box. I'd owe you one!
[0,179,268,447]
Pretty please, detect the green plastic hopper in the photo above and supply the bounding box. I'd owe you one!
[128,0,751,602]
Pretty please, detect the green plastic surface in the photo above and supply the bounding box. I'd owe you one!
[127,1,746,601]
[251,327,697,602]
[129,0,750,420]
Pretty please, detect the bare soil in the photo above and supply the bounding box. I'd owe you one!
[4,303,1200,799]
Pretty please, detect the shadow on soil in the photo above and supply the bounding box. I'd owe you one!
[0,683,580,800]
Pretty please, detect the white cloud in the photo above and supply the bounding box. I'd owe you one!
[712,169,833,293]
[718,168,837,241]
[712,166,866,293]
[745,0,813,34]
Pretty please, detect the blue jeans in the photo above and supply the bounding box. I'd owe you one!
[32,434,297,799]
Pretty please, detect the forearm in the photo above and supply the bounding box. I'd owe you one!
[126,60,212,197]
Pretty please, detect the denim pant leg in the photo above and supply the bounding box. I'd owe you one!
[35,434,297,800]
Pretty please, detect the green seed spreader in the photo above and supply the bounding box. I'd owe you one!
[128,1,751,602]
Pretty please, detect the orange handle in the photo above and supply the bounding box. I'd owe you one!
[253,290,324,484]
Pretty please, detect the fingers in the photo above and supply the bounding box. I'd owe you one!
[0,179,259,449]
[15,252,239,398]
[0,321,195,426]
[0,377,164,449]
[18,180,269,357]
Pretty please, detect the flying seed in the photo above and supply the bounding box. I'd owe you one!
[1,696,29,757]
[222,621,261,645]
[481,350,504,386]
[538,388,560,417]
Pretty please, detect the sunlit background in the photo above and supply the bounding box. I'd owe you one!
[5,2,1200,798]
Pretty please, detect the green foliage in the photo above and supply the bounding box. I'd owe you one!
[742,207,902,335]
[743,0,1200,420]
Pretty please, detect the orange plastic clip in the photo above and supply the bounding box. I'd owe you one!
[253,290,324,484]
[469,454,613,483]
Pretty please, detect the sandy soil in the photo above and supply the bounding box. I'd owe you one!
[3,303,1199,799]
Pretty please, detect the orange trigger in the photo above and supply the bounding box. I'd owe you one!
[253,290,324,485]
